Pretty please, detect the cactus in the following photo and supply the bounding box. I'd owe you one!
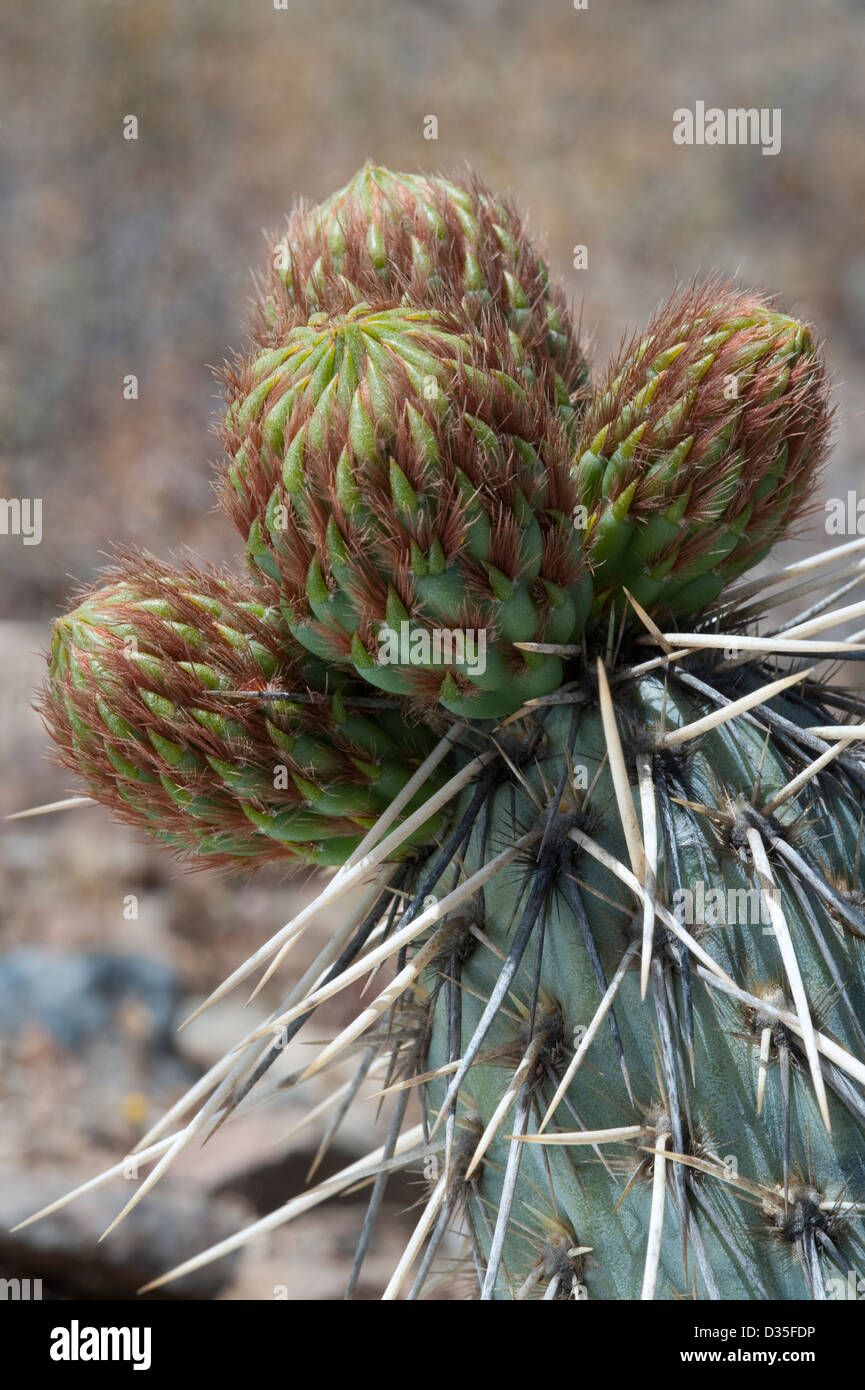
[572,280,831,622]
[258,161,589,415]
[412,668,865,1298]
[220,295,591,718]
[25,168,865,1304]
[41,556,446,868]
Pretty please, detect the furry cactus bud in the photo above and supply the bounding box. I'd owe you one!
[257,162,589,419]
[41,557,446,867]
[220,296,592,720]
[574,281,831,621]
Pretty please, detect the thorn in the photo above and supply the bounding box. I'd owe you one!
[663,633,865,656]
[249,833,539,1046]
[6,796,95,819]
[138,1125,429,1293]
[9,1134,177,1231]
[99,1124,199,1241]
[751,731,773,806]
[641,1128,670,1300]
[756,1026,772,1115]
[512,641,582,656]
[568,827,737,988]
[596,658,646,878]
[641,1145,773,1206]
[623,589,674,652]
[516,1265,544,1299]
[669,795,733,826]
[605,603,616,668]
[746,827,831,1133]
[381,1171,448,1301]
[636,752,658,1000]
[657,667,814,748]
[480,1087,533,1299]
[779,1039,792,1207]
[489,734,543,813]
[464,1032,548,1180]
[515,1124,646,1146]
[616,647,699,681]
[695,970,865,1088]
[762,740,850,816]
[367,1057,463,1100]
[519,685,588,709]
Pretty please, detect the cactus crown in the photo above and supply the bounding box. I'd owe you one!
[258,161,589,408]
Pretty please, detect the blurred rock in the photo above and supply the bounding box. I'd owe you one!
[0,1167,245,1299]
[0,949,181,1052]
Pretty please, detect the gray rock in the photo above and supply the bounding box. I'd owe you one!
[0,950,181,1052]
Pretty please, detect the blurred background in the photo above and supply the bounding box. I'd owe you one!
[1,0,864,1298]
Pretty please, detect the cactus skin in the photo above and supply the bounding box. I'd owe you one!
[417,672,865,1298]
[258,162,589,419]
[573,282,831,622]
[41,557,446,868]
[219,297,592,719]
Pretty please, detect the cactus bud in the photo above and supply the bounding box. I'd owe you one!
[258,162,589,420]
[41,556,446,867]
[219,297,592,719]
[573,281,832,620]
